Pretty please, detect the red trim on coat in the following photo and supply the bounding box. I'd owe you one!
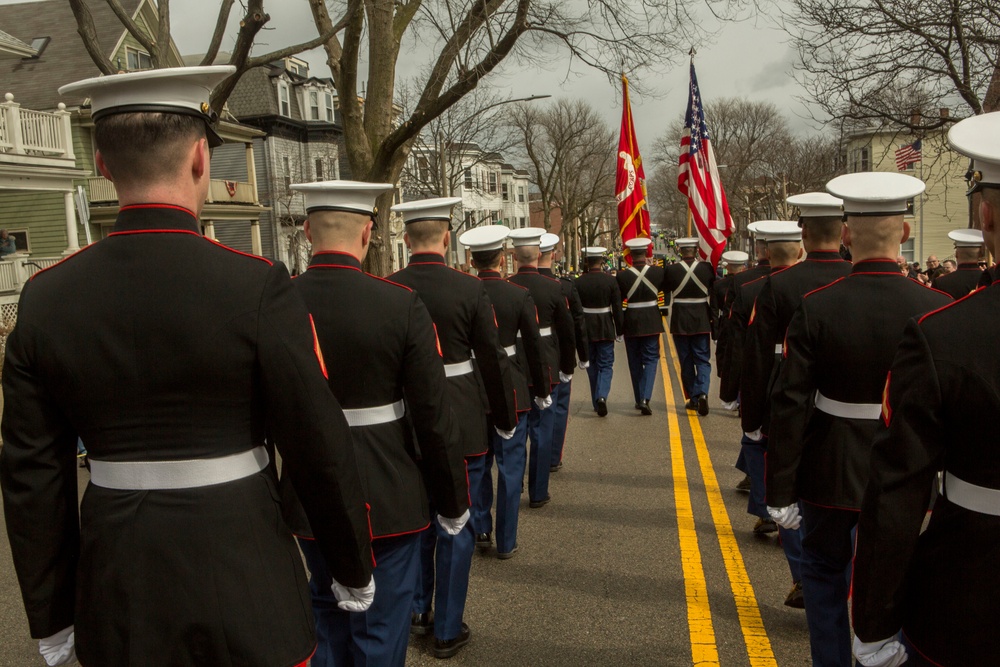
[802,276,847,299]
[205,237,274,265]
[119,203,197,216]
[108,229,202,238]
[309,315,329,379]
[800,498,861,512]
[900,630,945,667]
[27,243,100,281]
[917,286,983,324]
[365,503,377,567]
[373,522,432,540]
[369,274,414,292]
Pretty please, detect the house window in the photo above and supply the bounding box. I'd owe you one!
[501,183,509,201]
[125,47,152,71]
[464,168,473,189]
[309,91,320,121]
[488,172,498,194]
[490,210,500,223]
[519,217,526,228]
[517,186,525,203]
[315,159,324,181]
[900,237,915,262]
[464,211,475,228]
[278,82,291,117]
[852,146,870,172]
[324,93,334,122]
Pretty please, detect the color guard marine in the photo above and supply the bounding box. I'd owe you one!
[0,67,375,667]
[574,246,623,416]
[851,111,1000,667]
[282,181,471,666]
[390,198,518,658]
[617,237,665,415]
[766,172,951,667]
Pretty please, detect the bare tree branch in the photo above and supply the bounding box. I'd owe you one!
[200,0,235,66]
[155,0,171,67]
[67,0,116,75]
[104,0,156,56]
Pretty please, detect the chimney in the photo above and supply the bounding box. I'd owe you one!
[940,108,950,119]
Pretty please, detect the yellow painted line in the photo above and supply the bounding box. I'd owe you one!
[665,334,778,667]
[658,350,720,666]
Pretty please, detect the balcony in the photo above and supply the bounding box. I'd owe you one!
[0,256,64,296]
[87,176,259,205]
[0,94,75,168]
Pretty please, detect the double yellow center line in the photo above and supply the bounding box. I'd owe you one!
[660,334,777,667]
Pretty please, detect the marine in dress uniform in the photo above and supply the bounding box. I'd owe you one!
[507,228,577,509]
[851,113,1000,667]
[617,238,665,415]
[732,220,805,541]
[461,227,552,560]
[766,172,951,667]
[574,247,623,416]
[931,228,985,299]
[538,233,588,471]
[390,199,518,658]
[718,225,771,407]
[0,67,375,667]
[282,182,471,666]
[712,250,748,352]
[662,237,716,415]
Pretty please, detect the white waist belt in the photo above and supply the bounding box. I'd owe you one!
[774,344,784,355]
[504,344,517,357]
[444,359,474,377]
[628,300,658,308]
[942,472,1000,516]
[582,306,612,314]
[518,327,552,338]
[90,446,269,491]
[342,400,405,427]
[673,297,709,304]
[813,391,881,420]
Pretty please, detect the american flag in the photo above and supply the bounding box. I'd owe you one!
[894,140,922,171]
[677,62,733,267]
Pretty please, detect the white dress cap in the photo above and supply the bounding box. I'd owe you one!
[948,111,1000,190]
[747,221,766,238]
[58,66,236,147]
[460,225,511,251]
[721,250,749,264]
[291,180,394,215]
[948,228,985,247]
[507,227,545,247]
[675,237,699,248]
[583,247,607,258]
[826,172,925,216]
[787,192,844,218]
[754,220,802,243]
[540,233,561,253]
[625,237,653,250]
[391,197,463,226]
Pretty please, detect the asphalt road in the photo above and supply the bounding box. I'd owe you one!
[0,335,813,666]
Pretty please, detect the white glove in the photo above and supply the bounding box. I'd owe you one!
[721,400,739,411]
[559,371,573,383]
[534,395,553,410]
[495,426,516,440]
[615,335,624,343]
[853,635,908,667]
[38,626,76,666]
[437,508,470,536]
[744,429,763,442]
[767,504,802,530]
[331,576,376,612]
[578,360,590,370]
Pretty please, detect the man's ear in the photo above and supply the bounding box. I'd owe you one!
[842,224,852,248]
[900,221,911,244]
[980,200,996,235]
[95,150,114,181]
[361,220,373,248]
[192,137,209,181]
[403,232,412,249]
[304,218,312,244]
[442,228,450,249]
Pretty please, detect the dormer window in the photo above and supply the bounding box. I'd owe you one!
[324,92,334,122]
[125,47,152,71]
[278,81,291,117]
[309,91,320,121]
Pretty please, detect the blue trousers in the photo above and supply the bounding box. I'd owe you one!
[743,435,803,582]
[549,381,572,468]
[800,502,859,667]
[299,532,420,667]
[586,340,615,409]
[413,455,481,642]
[526,393,555,503]
[473,415,528,554]
[624,335,660,404]
[672,333,711,399]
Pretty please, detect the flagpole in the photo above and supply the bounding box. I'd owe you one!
[686,45,695,240]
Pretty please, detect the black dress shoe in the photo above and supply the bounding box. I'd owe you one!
[684,398,697,410]
[410,611,434,635]
[697,394,709,416]
[639,400,652,415]
[596,397,608,416]
[736,474,751,492]
[475,532,492,548]
[634,402,642,410]
[528,494,550,508]
[433,623,471,659]
[550,461,562,473]
[497,545,519,560]
[784,581,805,608]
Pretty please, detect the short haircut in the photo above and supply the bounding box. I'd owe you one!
[680,246,697,259]
[404,219,449,248]
[801,216,844,245]
[94,112,205,188]
[586,256,604,269]
[754,239,768,257]
[471,249,503,270]
[955,245,984,263]
[630,247,648,261]
[846,215,904,252]
[767,240,800,265]
[514,246,540,264]
[307,210,369,246]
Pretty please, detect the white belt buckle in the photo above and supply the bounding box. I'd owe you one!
[444,359,474,377]
[774,344,783,355]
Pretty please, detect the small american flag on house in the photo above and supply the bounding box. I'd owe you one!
[895,140,922,171]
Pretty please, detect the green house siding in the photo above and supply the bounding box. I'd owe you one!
[0,191,71,255]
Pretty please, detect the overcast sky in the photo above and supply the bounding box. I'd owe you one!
[6,0,819,158]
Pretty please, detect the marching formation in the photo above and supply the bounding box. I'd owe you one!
[1,64,999,667]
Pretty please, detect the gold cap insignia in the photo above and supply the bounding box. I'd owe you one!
[201,102,211,114]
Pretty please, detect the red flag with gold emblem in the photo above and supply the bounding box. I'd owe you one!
[616,75,651,265]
